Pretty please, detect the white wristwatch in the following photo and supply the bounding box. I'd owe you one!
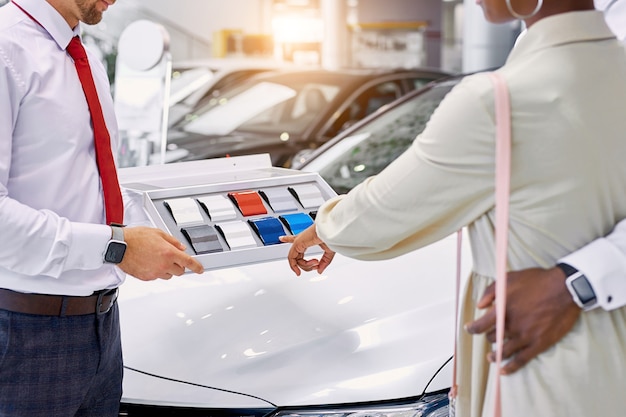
[558,262,598,311]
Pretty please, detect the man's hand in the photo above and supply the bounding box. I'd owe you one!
[279,224,336,276]
[118,226,204,280]
[464,267,581,374]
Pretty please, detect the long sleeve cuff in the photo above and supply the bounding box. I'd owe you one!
[66,222,111,271]
[560,238,626,311]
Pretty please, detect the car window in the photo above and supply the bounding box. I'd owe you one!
[324,81,403,139]
[411,77,433,90]
[303,82,456,194]
[169,67,214,106]
[182,69,274,109]
[182,81,341,136]
[182,82,295,136]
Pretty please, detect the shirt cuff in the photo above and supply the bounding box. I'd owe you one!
[66,222,112,270]
[559,238,626,311]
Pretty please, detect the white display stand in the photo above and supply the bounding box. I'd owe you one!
[114,20,172,167]
[118,154,336,271]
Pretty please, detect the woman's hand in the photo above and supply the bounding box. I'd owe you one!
[279,224,336,276]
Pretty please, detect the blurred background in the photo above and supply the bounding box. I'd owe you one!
[3,0,621,169]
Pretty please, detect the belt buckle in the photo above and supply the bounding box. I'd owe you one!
[96,288,118,315]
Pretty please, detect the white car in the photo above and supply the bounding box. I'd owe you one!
[117,76,470,417]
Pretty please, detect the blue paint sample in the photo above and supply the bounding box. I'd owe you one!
[279,213,314,235]
[248,217,285,245]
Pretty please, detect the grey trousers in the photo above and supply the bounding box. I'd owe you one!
[0,303,122,417]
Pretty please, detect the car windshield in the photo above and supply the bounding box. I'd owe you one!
[302,80,457,194]
[180,80,341,136]
[169,67,215,106]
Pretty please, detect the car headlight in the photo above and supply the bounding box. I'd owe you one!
[269,392,449,417]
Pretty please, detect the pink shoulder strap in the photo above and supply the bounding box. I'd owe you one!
[450,72,511,417]
[489,71,512,417]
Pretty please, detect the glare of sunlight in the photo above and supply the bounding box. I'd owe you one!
[309,274,328,282]
[353,321,382,350]
[244,348,267,357]
[336,367,413,389]
[338,296,353,305]
[272,15,323,43]
[311,388,334,398]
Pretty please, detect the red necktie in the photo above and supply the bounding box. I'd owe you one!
[66,36,124,225]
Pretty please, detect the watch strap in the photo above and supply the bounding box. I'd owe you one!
[103,225,127,264]
[111,225,125,242]
[556,262,578,277]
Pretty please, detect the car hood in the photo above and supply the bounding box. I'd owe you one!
[118,233,471,408]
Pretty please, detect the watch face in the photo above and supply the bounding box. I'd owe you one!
[105,241,127,264]
[571,275,596,305]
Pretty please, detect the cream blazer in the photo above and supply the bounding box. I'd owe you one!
[315,10,626,417]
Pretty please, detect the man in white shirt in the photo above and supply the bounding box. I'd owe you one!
[0,0,203,415]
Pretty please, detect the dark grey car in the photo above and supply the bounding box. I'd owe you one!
[164,68,450,167]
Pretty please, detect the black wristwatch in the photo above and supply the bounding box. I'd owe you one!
[557,262,598,311]
[103,224,127,264]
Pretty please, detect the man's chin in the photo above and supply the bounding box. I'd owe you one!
[82,13,103,25]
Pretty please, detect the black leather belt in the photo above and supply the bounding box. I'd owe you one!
[0,288,118,316]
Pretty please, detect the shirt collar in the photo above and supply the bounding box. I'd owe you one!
[11,0,81,50]
[507,10,616,64]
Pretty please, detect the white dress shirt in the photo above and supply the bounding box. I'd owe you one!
[0,0,124,295]
[560,1,626,312]
[596,0,626,40]
[560,219,626,310]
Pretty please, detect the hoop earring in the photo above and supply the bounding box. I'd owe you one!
[505,0,543,20]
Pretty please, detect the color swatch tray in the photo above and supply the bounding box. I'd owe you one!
[119,155,337,271]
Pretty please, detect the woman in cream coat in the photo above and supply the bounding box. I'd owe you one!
[281,1,626,416]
